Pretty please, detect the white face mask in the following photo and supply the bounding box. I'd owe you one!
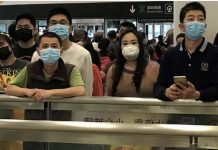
[122,44,139,60]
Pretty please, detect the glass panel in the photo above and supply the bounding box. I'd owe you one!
[87,25,94,38]
[147,24,153,40]
[163,24,173,37]
[154,24,161,39]
[0,24,6,32]
[38,26,46,35]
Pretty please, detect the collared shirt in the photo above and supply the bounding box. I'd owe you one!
[153,38,218,101]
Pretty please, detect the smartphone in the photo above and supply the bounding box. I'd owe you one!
[173,76,188,87]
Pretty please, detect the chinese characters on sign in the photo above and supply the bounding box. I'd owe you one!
[83,117,175,124]
[84,117,124,123]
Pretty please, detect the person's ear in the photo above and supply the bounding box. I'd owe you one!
[205,23,207,29]
[8,46,13,52]
[36,47,40,56]
[68,25,72,33]
[33,27,38,35]
[60,47,63,55]
[178,23,185,33]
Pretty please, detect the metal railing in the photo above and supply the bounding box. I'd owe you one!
[0,94,218,149]
[0,119,218,149]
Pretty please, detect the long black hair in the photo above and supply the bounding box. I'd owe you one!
[83,42,101,69]
[111,28,148,95]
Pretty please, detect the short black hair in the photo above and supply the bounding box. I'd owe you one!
[16,12,36,27]
[158,35,164,41]
[120,21,137,30]
[38,31,62,47]
[179,2,206,23]
[107,30,117,39]
[47,7,72,25]
[176,33,185,40]
[8,22,16,39]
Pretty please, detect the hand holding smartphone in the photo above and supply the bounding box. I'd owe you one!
[173,76,188,87]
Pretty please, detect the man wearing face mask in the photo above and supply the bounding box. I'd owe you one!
[6,32,85,150]
[13,12,38,61]
[153,2,218,102]
[0,32,28,149]
[31,7,93,96]
[0,33,27,92]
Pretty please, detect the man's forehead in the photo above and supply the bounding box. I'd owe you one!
[17,18,32,24]
[49,14,68,21]
[185,10,204,17]
[41,37,58,41]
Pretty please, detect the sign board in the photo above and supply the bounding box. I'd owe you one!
[0,1,173,20]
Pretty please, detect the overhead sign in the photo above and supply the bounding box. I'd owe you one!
[130,5,136,14]
[0,1,173,20]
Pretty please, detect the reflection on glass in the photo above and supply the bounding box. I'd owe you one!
[0,24,6,32]
[154,24,161,38]
[147,25,153,40]
[164,24,173,37]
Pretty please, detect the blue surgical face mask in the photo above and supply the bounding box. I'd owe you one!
[49,24,69,40]
[40,48,60,65]
[185,21,206,41]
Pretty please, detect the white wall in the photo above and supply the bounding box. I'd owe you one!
[174,1,218,43]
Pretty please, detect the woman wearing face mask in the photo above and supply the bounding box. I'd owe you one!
[106,29,159,97]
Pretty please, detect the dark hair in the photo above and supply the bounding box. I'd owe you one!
[149,38,157,45]
[138,31,146,39]
[93,32,103,43]
[179,2,206,23]
[16,12,36,27]
[38,32,62,47]
[158,35,164,42]
[107,30,117,39]
[83,42,101,69]
[111,29,147,95]
[74,29,85,43]
[47,7,72,25]
[213,32,218,46]
[0,33,14,49]
[8,22,16,40]
[120,21,137,30]
[98,38,110,57]
[176,33,185,40]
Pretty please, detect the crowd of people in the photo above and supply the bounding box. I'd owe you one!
[0,1,218,150]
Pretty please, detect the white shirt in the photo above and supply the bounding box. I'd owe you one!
[92,42,101,52]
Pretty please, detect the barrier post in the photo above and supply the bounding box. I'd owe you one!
[189,136,198,150]
[45,102,51,150]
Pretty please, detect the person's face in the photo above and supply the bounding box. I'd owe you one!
[0,40,11,51]
[37,37,62,54]
[48,14,72,33]
[16,18,34,30]
[121,32,139,49]
[119,26,128,35]
[179,10,206,32]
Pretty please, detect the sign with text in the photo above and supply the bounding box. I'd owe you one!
[0,1,173,20]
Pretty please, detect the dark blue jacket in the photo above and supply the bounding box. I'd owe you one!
[153,38,218,102]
